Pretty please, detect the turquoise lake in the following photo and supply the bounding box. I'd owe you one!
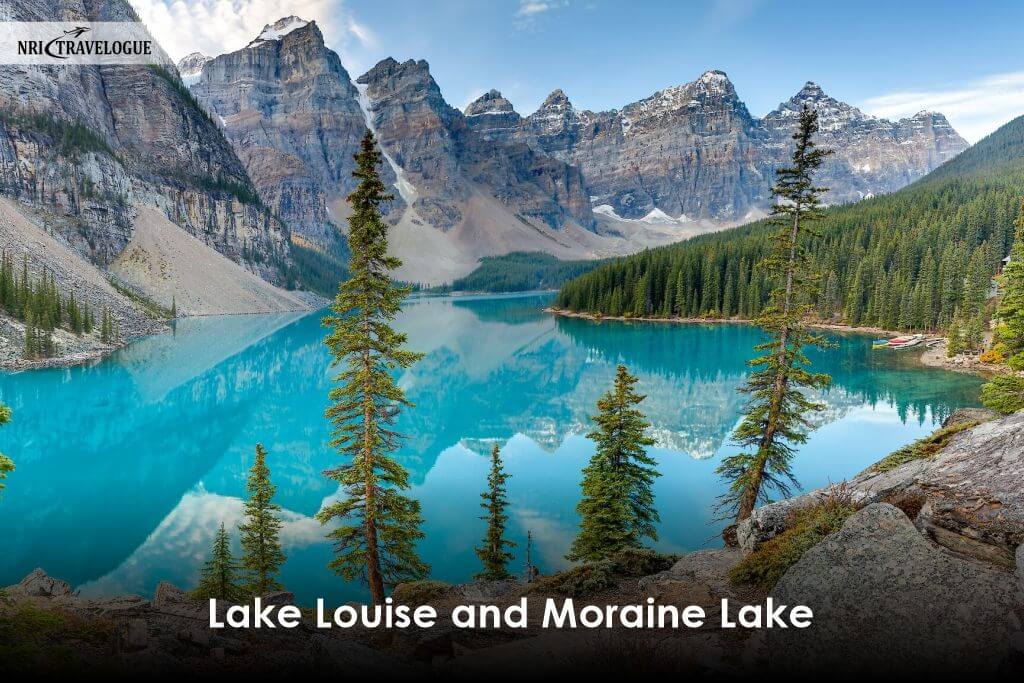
[0,292,983,604]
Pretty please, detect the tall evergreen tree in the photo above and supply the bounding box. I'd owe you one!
[193,522,243,602]
[568,364,659,562]
[982,201,1024,413]
[474,444,515,580]
[0,402,13,494]
[716,107,833,523]
[239,444,286,595]
[316,130,428,605]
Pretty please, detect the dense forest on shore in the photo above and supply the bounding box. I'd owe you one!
[554,116,1024,333]
[444,252,605,293]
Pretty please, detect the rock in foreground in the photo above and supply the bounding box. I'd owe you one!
[770,504,1024,675]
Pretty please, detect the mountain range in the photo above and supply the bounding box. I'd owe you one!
[180,16,967,284]
[0,0,971,340]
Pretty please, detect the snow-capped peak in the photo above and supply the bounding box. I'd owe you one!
[697,69,732,89]
[176,52,211,85]
[247,16,309,47]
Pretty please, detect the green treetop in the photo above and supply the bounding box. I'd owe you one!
[194,522,243,602]
[982,200,1024,414]
[239,443,286,596]
[315,130,428,605]
[474,444,515,580]
[716,106,833,524]
[569,364,659,562]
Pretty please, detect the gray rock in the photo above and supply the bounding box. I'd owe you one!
[769,503,1024,675]
[740,412,1024,567]
[124,618,149,652]
[913,411,1024,569]
[942,407,999,428]
[456,580,524,602]
[153,581,189,610]
[638,548,746,621]
[10,568,73,597]
[260,590,295,606]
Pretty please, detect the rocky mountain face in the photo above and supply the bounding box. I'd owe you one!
[519,71,772,221]
[188,17,366,249]
[516,71,968,220]
[176,52,211,84]
[761,82,969,204]
[356,57,594,233]
[0,0,292,285]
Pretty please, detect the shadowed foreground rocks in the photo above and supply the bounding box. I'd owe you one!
[0,571,421,676]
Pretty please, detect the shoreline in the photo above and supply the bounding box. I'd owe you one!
[545,307,995,378]
[0,303,322,373]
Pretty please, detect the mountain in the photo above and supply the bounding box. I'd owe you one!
[554,114,1024,333]
[176,52,211,85]
[179,18,967,286]
[0,0,309,364]
[518,71,968,222]
[188,17,365,251]
[761,82,968,204]
[0,0,292,285]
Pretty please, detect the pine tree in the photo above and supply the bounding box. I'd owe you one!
[170,296,177,319]
[474,444,515,580]
[239,444,286,596]
[0,402,13,494]
[315,130,428,604]
[568,364,658,562]
[193,522,243,602]
[716,106,833,524]
[947,313,965,357]
[982,201,1024,413]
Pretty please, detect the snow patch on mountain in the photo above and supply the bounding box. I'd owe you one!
[354,82,419,206]
[594,205,691,225]
[247,16,309,48]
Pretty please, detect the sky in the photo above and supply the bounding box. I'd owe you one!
[129,0,1024,143]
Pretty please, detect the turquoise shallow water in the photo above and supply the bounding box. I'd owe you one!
[0,292,983,604]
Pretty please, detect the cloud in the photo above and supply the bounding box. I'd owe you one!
[514,0,568,29]
[128,0,376,72]
[862,71,1024,144]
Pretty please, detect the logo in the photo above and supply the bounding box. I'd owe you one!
[3,22,159,65]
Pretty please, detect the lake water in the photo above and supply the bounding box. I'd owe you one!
[0,293,983,604]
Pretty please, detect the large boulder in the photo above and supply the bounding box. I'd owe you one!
[913,411,1024,569]
[638,548,744,605]
[738,411,1023,567]
[8,568,74,597]
[769,504,1024,675]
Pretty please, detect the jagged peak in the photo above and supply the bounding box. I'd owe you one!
[796,80,826,98]
[176,52,211,77]
[358,57,431,84]
[247,16,312,47]
[696,69,733,89]
[465,89,517,116]
[540,88,573,109]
